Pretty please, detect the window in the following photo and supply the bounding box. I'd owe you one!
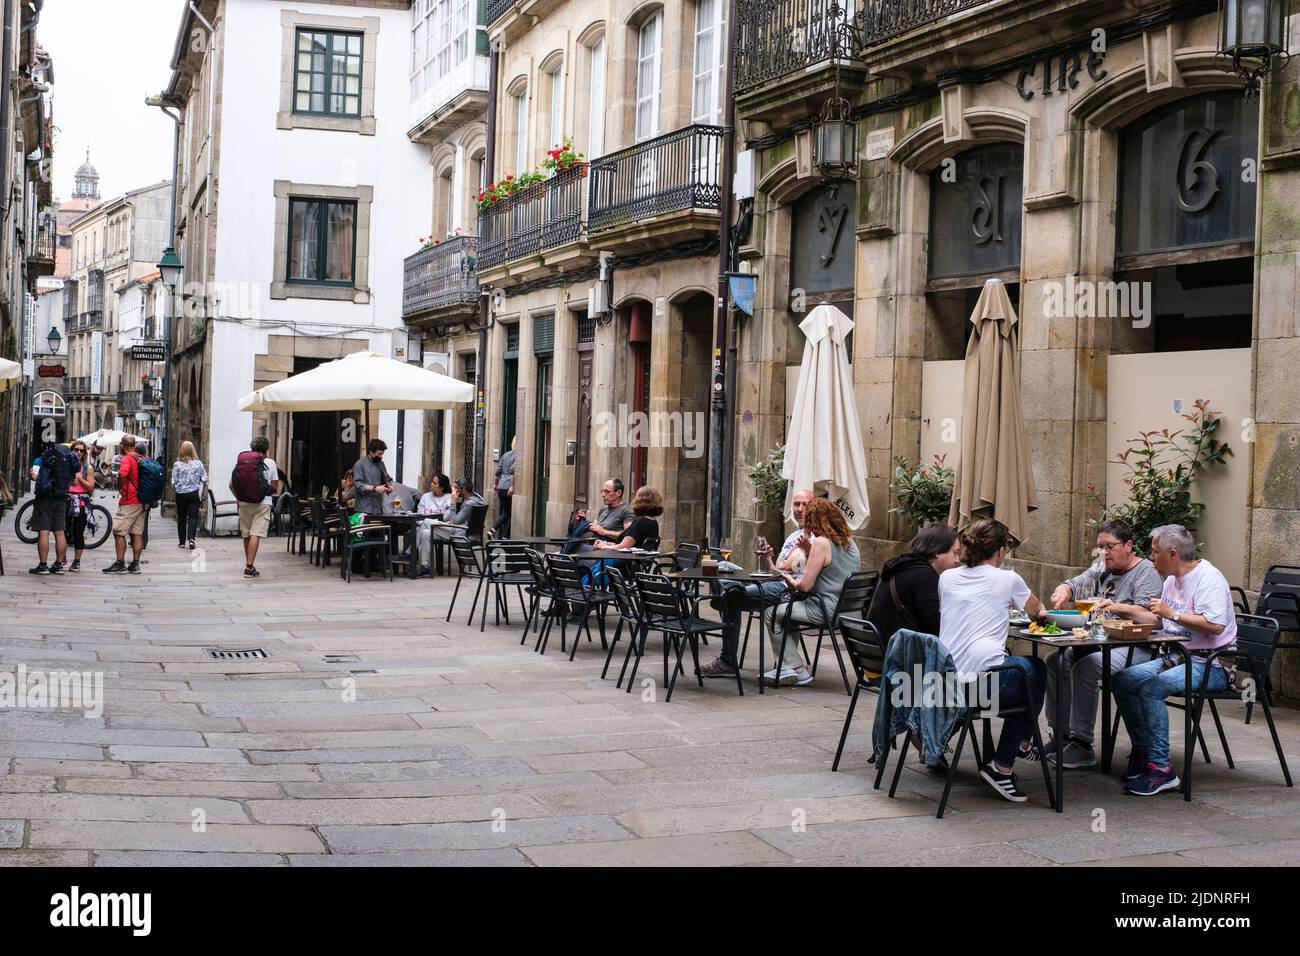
[586,37,605,157]
[692,0,725,125]
[288,198,357,284]
[412,0,472,98]
[635,14,662,142]
[293,29,363,117]
[513,89,528,172]
[547,64,564,151]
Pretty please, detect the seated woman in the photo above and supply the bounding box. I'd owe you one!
[414,473,453,575]
[763,498,861,688]
[866,522,960,642]
[593,485,662,550]
[938,518,1047,804]
[338,470,357,510]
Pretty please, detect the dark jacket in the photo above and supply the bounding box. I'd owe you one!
[866,553,941,642]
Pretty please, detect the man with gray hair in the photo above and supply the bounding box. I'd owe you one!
[1110,524,1237,797]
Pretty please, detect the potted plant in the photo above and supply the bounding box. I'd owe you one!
[1089,399,1231,556]
[889,454,955,531]
[748,444,789,550]
[542,139,586,176]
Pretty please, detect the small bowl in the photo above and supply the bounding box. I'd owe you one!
[1047,611,1087,630]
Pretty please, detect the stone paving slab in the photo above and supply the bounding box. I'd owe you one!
[3,515,1300,866]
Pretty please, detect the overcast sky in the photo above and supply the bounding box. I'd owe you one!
[41,0,182,202]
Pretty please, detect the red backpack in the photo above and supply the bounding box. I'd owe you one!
[230,450,272,503]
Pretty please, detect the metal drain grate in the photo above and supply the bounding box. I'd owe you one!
[205,647,269,661]
[324,654,360,664]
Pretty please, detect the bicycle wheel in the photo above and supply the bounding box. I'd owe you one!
[84,505,114,550]
[13,500,37,544]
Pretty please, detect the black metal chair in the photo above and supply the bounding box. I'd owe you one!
[768,570,877,694]
[604,567,645,685]
[202,485,239,537]
[631,573,738,701]
[335,506,393,583]
[541,554,616,658]
[1106,614,1292,788]
[880,651,1056,818]
[830,616,888,773]
[521,549,563,647]
[446,537,488,624]
[308,498,344,567]
[477,540,533,631]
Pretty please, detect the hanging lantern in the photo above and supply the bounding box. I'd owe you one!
[1220,0,1292,98]
[815,97,856,180]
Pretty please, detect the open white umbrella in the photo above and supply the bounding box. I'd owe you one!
[78,428,128,448]
[0,357,19,393]
[781,303,871,530]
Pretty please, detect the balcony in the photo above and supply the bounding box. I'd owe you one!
[488,0,565,44]
[861,0,999,46]
[118,385,159,414]
[26,218,56,278]
[80,309,103,332]
[402,235,481,326]
[407,50,490,143]
[476,165,590,284]
[735,0,864,93]
[587,125,723,254]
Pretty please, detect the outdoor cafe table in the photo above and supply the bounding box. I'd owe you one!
[371,512,425,579]
[559,547,663,563]
[1012,627,1192,812]
[670,568,788,694]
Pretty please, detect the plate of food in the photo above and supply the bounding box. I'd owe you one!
[1019,621,1070,640]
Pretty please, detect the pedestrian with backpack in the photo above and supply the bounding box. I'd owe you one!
[102,434,162,574]
[229,435,283,578]
[28,440,78,575]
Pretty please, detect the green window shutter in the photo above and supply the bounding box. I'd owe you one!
[533,313,554,355]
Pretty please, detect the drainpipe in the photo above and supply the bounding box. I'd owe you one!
[475,43,499,495]
[708,0,737,551]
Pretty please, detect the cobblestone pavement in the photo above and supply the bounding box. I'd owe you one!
[2,511,1299,866]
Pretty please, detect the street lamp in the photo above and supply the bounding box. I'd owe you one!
[157,246,183,288]
[1220,0,1292,98]
[46,326,61,355]
[815,96,857,181]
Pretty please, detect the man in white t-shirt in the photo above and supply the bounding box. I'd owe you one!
[1111,524,1237,798]
[937,518,1048,804]
[699,488,815,679]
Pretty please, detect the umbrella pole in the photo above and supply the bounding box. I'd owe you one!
[362,399,370,449]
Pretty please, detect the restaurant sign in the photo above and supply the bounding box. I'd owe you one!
[131,342,167,362]
[37,364,66,378]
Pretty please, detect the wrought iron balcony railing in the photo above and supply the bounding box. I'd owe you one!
[860,0,995,46]
[588,125,724,234]
[476,165,587,272]
[27,218,56,262]
[81,310,103,331]
[735,0,864,95]
[403,235,480,319]
[118,386,158,412]
[486,0,513,26]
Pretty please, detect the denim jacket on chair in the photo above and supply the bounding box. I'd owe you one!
[871,628,964,767]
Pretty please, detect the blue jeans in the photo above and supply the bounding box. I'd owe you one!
[994,656,1046,768]
[714,580,789,666]
[1112,655,1228,768]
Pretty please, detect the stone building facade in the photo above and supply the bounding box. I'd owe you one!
[732,0,1300,692]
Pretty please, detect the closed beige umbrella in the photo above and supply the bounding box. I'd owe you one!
[0,357,18,393]
[948,279,1038,545]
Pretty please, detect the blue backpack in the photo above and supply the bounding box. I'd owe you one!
[35,445,76,498]
[134,456,166,505]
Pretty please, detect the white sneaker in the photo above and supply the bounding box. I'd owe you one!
[765,667,810,686]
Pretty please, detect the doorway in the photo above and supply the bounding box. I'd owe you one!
[288,358,359,497]
[533,356,553,534]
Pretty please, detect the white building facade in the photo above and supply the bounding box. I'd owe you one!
[165,0,433,508]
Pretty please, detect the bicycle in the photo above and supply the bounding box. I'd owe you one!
[13,497,113,550]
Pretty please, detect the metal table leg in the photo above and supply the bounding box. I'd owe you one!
[1183,653,1193,801]
[1055,660,1066,813]
[1101,646,1113,774]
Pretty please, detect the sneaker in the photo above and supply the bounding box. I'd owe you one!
[1019,739,1046,763]
[789,667,815,687]
[1121,749,1150,782]
[49,562,65,575]
[68,560,80,572]
[28,563,50,575]
[1047,738,1098,769]
[102,561,127,574]
[765,667,811,687]
[414,566,432,578]
[698,657,738,678]
[187,540,196,550]
[127,561,141,574]
[178,541,189,549]
[1124,763,1181,797]
[244,566,260,578]
[979,761,1029,803]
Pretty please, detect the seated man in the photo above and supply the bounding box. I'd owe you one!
[698,488,814,679]
[1112,524,1238,797]
[432,477,487,542]
[1039,520,1163,769]
[565,478,631,546]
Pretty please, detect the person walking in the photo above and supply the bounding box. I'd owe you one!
[352,439,393,516]
[491,438,516,539]
[65,440,96,572]
[229,436,283,578]
[28,440,78,575]
[171,440,208,550]
[102,435,148,574]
